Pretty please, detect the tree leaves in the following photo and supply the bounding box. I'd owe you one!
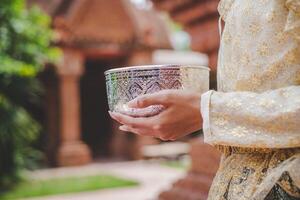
[0,0,59,189]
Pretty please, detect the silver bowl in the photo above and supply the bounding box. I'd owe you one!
[105,64,210,117]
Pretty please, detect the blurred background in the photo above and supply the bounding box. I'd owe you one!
[0,0,221,199]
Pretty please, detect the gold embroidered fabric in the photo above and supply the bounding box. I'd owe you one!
[202,0,300,149]
[208,147,300,200]
[203,87,300,148]
[200,0,300,199]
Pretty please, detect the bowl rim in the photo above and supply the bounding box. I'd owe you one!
[104,64,210,74]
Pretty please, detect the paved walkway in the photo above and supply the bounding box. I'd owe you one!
[28,161,185,200]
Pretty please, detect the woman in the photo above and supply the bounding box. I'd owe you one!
[110,0,300,199]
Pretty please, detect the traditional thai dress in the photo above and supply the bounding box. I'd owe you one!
[200,0,300,199]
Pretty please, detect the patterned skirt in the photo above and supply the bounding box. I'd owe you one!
[207,146,300,200]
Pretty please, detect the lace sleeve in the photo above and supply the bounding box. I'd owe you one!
[200,86,300,148]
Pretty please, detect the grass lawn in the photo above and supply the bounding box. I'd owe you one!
[0,175,138,200]
[162,160,190,171]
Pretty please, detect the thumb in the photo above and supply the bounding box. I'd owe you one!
[127,90,174,108]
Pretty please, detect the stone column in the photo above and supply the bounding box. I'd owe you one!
[56,48,92,166]
[159,137,221,200]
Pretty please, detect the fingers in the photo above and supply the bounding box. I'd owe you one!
[110,111,172,139]
[119,125,176,141]
[119,125,132,132]
[127,90,177,108]
[109,111,155,129]
[119,125,153,136]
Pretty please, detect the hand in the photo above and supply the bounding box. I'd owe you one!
[109,89,203,141]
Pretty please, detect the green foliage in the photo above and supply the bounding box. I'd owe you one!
[0,95,40,187]
[0,175,138,199]
[0,0,60,77]
[0,0,60,190]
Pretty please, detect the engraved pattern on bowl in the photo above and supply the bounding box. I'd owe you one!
[105,65,210,117]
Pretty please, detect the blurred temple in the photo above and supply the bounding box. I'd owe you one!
[28,0,172,166]
[24,0,222,199]
[152,0,220,85]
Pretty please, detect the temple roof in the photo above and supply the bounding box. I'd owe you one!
[28,0,171,52]
[151,0,219,53]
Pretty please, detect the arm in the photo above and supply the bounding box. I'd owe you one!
[201,0,300,148]
[201,86,300,148]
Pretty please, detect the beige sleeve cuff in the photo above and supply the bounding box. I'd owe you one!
[200,90,214,145]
